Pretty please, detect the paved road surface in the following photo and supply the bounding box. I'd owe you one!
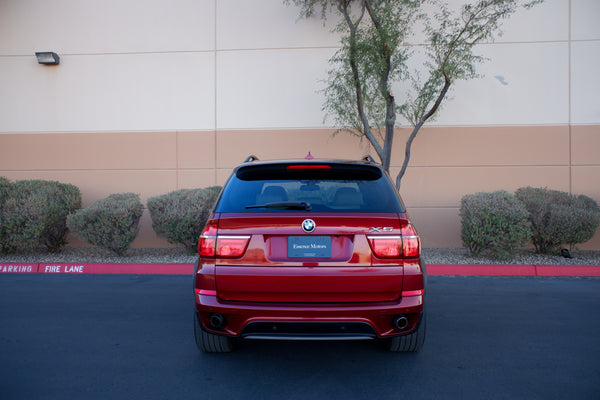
[1,275,598,400]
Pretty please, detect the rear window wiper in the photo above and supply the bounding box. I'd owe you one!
[246,202,312,211]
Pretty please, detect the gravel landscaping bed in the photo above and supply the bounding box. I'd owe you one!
[1,246,599,266]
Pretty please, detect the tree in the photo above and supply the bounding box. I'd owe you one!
[286,0,543,189]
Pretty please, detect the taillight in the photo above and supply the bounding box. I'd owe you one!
[198,223,250,258]
[367,223,420,259]
[199,223,217,257]
[367,236,403,258]
[216,236,250,257]
[401,223,420,258]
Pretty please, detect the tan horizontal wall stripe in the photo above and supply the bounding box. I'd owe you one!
[1,125,599,249]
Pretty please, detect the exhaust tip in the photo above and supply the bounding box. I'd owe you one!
[393,315,409,330]
[209,313,226,329]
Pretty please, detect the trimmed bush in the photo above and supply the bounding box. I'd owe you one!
[460,191,532,260]
[0,177,11,250]
[147,186,221,253]
[17,180,82,252]
[67,193,144,256]
[0,176,10,197]
[1,182,46,254]
[0,178,81,254]
[515,187,600,254]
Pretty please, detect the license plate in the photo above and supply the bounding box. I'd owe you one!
[288,236,331,258]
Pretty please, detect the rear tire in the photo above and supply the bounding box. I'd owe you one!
[194,312,234,353]
[386,313,426,352]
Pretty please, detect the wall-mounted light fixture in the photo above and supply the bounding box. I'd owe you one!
[35,52,60,65]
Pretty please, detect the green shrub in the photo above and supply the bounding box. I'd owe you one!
[0,178,81,254]
[0,183,46,254]
[515,187,600,254]
[67,193,144,256]
[147,186,221,253]
[0,176,10,197]
[460,191,532,260]
[16,180,81,252]
[0,177,11,250]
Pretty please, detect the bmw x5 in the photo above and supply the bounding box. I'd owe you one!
[193,156,426,352]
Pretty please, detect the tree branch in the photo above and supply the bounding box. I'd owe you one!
[396,75,451,190]
[337,0,384,161]
[364,0,395,170]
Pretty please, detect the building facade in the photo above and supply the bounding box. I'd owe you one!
[1,0,599,248]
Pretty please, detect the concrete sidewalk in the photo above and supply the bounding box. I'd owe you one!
[1,262,600,276]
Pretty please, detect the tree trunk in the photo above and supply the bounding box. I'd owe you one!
[382,93,396,172]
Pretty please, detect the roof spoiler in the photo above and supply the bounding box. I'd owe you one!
[244,154,378,164]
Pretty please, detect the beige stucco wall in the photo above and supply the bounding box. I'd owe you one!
[1,0,599,249]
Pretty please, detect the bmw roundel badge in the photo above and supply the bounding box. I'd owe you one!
[302,219,316,233]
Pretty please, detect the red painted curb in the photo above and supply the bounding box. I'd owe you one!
[0,263,193,275]
[427,264,600,277]
[1,263,599,276]
[535,265,600,277]
[427,264,536,276]
[0,264,37,274]
[38,263,194,275]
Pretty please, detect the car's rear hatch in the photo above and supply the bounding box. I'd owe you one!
[213,213,406,303]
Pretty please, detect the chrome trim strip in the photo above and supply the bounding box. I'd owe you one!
[200,235,251,239]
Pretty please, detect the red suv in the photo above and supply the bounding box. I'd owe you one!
[193,156,426,352]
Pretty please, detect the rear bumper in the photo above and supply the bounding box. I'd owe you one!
[194,291,424,339]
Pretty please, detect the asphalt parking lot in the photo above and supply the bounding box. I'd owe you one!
[1,274,598,400]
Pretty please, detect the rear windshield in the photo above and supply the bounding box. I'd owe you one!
[215,163,404,213]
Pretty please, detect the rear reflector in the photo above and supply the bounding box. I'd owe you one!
[195,289,217,296]
[402,289,424,297]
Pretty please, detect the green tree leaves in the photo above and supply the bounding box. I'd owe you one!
[287,0,543,188]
